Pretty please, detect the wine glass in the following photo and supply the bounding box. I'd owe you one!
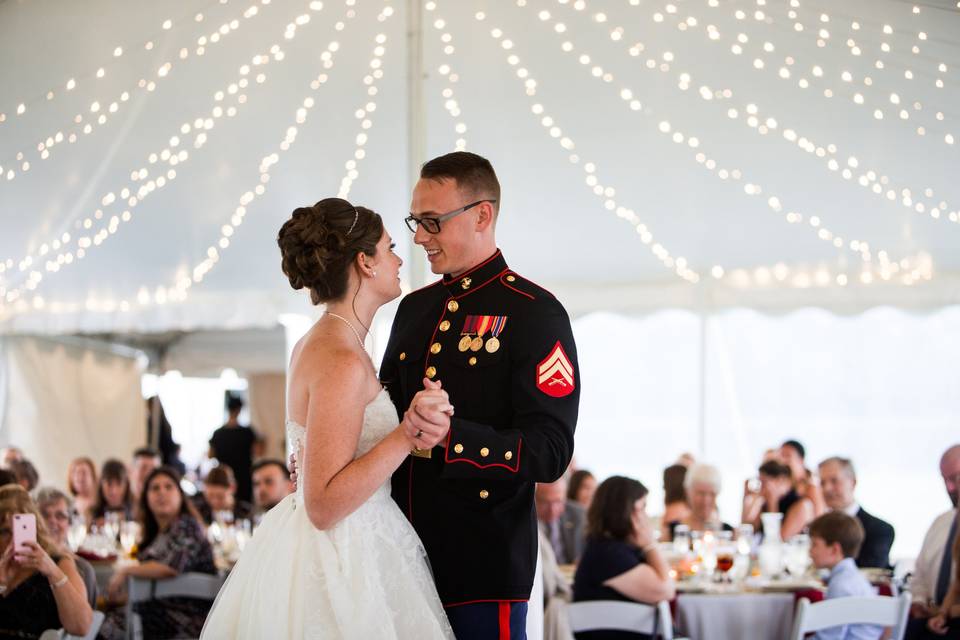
[119,521,140,558]
[67,516,88,552]
[673,524,691,555]
[785,534,812,578]
[715,532,736,583]
[103,511,122,549]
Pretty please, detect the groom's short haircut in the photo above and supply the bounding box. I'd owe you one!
[421,152,501,215]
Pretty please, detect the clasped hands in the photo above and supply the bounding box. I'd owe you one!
[402,377,454,450]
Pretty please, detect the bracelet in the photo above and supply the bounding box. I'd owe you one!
[50,574,69,589]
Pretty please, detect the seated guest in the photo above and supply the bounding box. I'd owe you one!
[0,469,15,487]
[130,447,161,501]
[0,485,93,638]
[10,459,39,492]
[568,470,597,510]
[99,466,216,640]
[666,463,733,540]
[780,439,826,517]
[818,457,894,569]
[660,464,690,541]
[91,459,135,523]
[66,457,98,521]
[742,460,815,540]
[251,459,294,514]
[192,465,252,525]
[924,521,960,639]
[573,476,675,640]
[907,445,960,638]
[808,511,882,640]
[35,487,98,607]
[0,446,22,467]
[536,477,586,565]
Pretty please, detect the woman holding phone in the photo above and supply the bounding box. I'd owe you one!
[0,484,93,638]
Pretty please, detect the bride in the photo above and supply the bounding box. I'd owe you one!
[201,198,455,639]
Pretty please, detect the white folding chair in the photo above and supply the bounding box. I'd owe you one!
[789,591,911,640]
[125,572,225,640]
[568,600,681,639]
[39,610,106,640]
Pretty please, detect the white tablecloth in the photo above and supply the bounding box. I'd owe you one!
[675,593,795,640]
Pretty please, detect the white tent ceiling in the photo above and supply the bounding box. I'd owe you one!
[1,0,959,335]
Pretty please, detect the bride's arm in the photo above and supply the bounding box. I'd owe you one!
[301,349,449,530]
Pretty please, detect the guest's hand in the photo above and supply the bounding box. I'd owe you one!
[402,379,453,449]
[106,566,129,602]
[631,510,655,549]
[13,540,59,580]
[911,602,933,619]
[928,612,949,635]
[0,545,15,584]
[289,453,298,492]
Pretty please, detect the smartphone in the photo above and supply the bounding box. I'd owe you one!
[13,513,37,554]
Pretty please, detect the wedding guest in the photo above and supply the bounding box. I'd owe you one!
[0,485,93,638]
[130,447,161,501]
[660,464,690,541]
[906,445,960,637]
[91,459,135,523]
[66,457,98,521]
[251,459,294,514]
[0,446,23,467]
[568,470,597,510]
[780,439,826,516]
[192,465,252,525]
[35,487,98,607]
[742,460,815,540]
[537,477,586,565]
[208,396,264,504]
[808,512,882,640]
[924,521,960,638]
[9,459,39,492]
[573,476,675,640]
[0,469,15,487]
[666,463,733,540]
[99,466,216,639]
[818,457,894,569]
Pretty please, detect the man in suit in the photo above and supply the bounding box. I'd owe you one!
[818,456,895,569]
[536,476,586,565]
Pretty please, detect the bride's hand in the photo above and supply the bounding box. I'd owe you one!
[403,378,454,448]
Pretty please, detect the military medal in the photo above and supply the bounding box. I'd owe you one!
[485,316,508,353]
[485,337,500,353]
[471,315,494,352]
[458,336,473,352]
[459,315,479,352]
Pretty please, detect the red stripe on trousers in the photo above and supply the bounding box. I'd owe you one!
[498,601,511,640]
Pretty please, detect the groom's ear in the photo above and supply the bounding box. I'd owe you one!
[475,201,495,232]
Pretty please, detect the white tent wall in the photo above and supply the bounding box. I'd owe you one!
[0,335,145,492]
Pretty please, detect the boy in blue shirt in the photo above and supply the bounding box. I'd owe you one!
[809,511,883,640]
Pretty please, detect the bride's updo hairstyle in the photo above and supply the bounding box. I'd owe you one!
[277,198,384,304]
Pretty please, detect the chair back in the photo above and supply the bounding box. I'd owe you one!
[41,610,106,640]
[789,592,911,640]
[568,600,674,639]
[125,572,225,640]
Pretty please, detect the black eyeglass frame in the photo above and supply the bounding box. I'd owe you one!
[404,199,498,234]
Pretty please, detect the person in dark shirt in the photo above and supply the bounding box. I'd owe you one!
[573,476,675,640]
[191,465,252,525]
[208,396,263,504]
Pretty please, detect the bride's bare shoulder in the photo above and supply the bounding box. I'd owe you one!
[291,332,369,393]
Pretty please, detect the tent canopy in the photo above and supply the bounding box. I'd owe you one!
[2,0,959,335]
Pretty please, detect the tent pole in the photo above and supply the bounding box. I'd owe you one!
[406,0,426,288]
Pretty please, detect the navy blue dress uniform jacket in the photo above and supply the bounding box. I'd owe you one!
[380,250,580,606]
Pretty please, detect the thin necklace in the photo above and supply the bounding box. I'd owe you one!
[325,312,366,350]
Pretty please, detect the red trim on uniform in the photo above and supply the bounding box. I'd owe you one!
[500,273,535,300]
[498,602,511,640]
[443,436,522,473]
[451,267,511,301]
[422,307,449,375]
[443,598,528,609]
[442,250,503,286]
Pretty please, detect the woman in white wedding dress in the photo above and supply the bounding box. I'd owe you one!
[201,199,455,639]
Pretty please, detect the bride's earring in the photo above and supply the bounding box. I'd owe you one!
[372,270,378,277]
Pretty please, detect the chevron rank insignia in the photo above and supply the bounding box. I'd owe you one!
[536,341,575,397]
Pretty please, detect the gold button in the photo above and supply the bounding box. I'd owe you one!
[480,447,490,457]
[425,366,437,379]
[447,300,459,312]
[506,275,516,282]
[504,451,513,461]
[399,352,406,361]
[468,357,477,366]
[454,444,464,454]
[479,490,489,500]
[439,320,451,332]
[430,342,442,354]
[461,277,472,290]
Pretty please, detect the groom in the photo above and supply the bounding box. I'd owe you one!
[381,151,580,639]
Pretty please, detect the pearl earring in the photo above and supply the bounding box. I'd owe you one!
[372,271,377,277]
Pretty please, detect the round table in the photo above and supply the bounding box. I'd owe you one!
[674,592,797,640]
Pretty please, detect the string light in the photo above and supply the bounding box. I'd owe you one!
[1,0,334,304]
[571,1,960,225]
[472,7,699,283]
[424,2,469,150]
[2,3,392,319]
[534,0,906,269]
[0,0,278,186]
[632,0,957,151]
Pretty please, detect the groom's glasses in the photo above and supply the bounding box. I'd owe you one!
[404,199,497,234]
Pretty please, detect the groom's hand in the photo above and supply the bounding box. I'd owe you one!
[403,378,453,449]
[288,453,298,491]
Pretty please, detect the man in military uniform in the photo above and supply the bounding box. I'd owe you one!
[381,151,580,639]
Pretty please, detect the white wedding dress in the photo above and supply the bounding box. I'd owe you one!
[201,389,455,639]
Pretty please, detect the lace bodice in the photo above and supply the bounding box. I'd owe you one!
[285,388,397,501]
